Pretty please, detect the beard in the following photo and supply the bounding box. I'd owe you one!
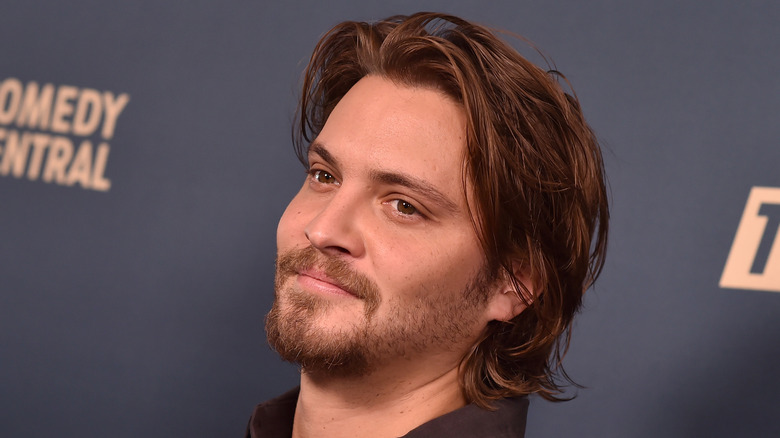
[265,246,493,378]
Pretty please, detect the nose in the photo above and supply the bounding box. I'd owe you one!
[304,189,366,258]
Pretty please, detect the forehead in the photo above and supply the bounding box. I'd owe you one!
[313,76,469,201]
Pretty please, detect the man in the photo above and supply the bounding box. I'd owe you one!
[248,12,608,438]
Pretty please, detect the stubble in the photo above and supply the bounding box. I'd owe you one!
[265,246,493,377]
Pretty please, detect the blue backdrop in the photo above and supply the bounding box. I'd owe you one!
[1,1,778,436]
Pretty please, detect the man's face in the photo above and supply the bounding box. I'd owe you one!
[266,76,502,376]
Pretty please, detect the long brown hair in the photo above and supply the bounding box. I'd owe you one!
[294,12,609,408]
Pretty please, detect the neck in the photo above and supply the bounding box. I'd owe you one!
[292,361,466,438]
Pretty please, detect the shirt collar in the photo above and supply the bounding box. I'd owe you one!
[246,387,528,438]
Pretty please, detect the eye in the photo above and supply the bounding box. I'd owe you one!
[391,199,418,215]
[311,169,338,185]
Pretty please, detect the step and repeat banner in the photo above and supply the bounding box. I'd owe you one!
[1,1,778,437]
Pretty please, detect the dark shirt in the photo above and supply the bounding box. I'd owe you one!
[245,387,527,437]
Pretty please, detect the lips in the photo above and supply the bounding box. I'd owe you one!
[297,268,359,298]
[276,245,382,308]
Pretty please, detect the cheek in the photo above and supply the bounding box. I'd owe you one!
[375,237,484,297]
[276,192,310,249]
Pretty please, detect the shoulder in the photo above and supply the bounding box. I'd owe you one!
[245,387,300,438]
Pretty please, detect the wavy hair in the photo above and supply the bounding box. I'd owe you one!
[294,12,609,408]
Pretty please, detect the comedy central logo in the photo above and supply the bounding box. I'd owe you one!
[720,186,780,293]
[0,77,130,192]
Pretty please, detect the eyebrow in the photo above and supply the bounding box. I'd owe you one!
[309,142,340,169]
[308,141,460,214]
[369,170,460,214]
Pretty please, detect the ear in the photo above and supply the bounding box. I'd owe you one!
[484,262,534,322]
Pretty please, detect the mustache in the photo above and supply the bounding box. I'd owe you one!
[276,246,381,307]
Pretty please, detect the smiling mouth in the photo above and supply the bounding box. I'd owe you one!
[297,269,359,299]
